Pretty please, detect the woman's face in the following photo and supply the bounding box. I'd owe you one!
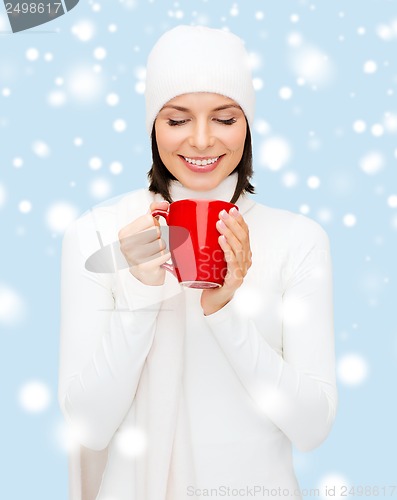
[155,92,247,192]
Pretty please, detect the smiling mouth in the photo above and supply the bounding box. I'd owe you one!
[183,156,220,166]
[178,155,225,172]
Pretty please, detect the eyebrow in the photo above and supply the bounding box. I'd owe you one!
[160,104,242,112]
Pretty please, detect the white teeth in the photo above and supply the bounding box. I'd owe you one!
[184,156,219,166]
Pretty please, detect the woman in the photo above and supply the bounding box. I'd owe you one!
[59,25,337,500]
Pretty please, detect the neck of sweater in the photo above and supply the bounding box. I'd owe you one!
[169,173,238,203]
[150,172,256,215]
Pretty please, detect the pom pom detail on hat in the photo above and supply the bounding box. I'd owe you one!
[144,25,256,135]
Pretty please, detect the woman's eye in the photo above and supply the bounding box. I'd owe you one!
[167,119,187,126]
[216,118,237,125]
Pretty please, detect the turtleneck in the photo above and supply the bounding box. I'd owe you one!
[168,172,239,203]
[151,171,256,215]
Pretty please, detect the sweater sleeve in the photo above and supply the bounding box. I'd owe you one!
[203,218,337,452]
[58,219,167,451]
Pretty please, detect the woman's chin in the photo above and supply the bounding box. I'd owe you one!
[181,176,222,192]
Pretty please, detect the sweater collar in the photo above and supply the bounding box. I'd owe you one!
[165,172,255,215]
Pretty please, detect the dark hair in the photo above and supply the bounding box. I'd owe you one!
[146,119,255,204]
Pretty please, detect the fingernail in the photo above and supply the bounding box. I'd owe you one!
[230,207,239,218]
[220,209,229,219]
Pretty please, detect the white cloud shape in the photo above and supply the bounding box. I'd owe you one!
[337,353,368,386]
[45,202,79,234]
[359,151,384,175]
[71,20,96,42]
[0,183,7,209]
[259,136,292,171]
[317,473,350,500]
[18,380,51,413]
[66,65,104,103]
[376,19,397,41]
[0,284,26,326]
[90,178,112,199]
[32,141,50,158]
[289,43,336,87]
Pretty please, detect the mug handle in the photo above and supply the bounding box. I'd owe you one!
[151,209,177,278]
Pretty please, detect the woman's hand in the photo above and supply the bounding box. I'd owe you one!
[201,207,252,316]
[118,201,171,286]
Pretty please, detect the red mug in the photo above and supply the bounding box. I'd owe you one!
[152,199,238,289]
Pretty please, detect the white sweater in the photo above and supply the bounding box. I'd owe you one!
[58,173,337,499]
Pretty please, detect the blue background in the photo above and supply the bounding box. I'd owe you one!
[1,0,396,498]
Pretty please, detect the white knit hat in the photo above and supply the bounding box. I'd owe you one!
[144,25,255,135]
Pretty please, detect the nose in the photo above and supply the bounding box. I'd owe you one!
[188,120,215,151]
